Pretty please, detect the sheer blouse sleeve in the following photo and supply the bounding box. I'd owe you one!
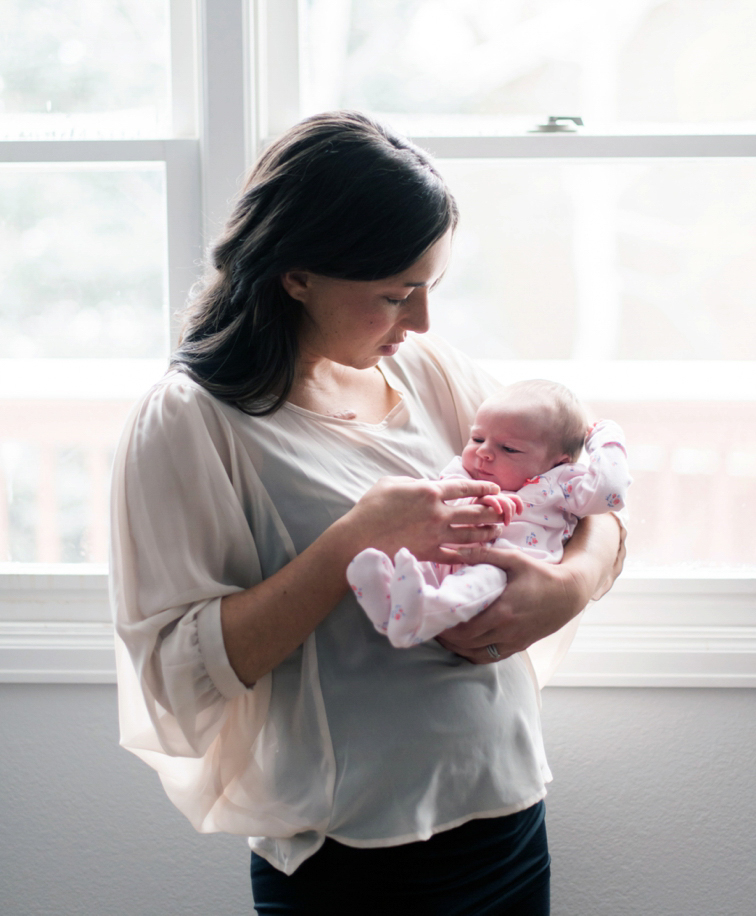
[110,375,282,829]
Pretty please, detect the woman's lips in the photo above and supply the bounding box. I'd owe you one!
[380,343,401,356]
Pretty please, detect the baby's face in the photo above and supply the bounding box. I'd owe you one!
[461,401,569,492]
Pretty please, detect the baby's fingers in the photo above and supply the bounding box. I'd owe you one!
[504,495,524,525]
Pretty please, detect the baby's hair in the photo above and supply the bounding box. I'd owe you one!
[497,379,588,462]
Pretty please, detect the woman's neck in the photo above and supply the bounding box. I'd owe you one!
[288,359,400,423]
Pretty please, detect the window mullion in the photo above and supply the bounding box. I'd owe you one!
[165,141,202,349]
[198,0,250,246]
[259,0,302,142]
[169,0,200,138]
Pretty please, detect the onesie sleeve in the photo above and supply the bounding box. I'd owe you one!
[438,455,470,480]
[110,375,264,761]
[557,419,632,517]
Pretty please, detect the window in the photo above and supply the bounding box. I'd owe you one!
[0,0,243,680]
[2,0,754,686]
[1,0,195,568]
[298,0,756,577]
[279,0,756,685]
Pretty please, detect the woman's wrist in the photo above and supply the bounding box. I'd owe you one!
[558,550,604,613]
[561,514,624,607]
[332,501,381,560]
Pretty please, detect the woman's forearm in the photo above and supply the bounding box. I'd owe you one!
[221,513,360,686]
[561,512,626,607]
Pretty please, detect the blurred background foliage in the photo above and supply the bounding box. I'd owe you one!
[0,167,166,358]
[0,0,168,131]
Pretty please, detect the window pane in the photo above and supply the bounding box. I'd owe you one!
[433,158,756,360]
[0,164,168,564]
[588,400,756,571]
[431,156,756,571]
[0,366,166,565]
[303,0,756,133]
[1,0,170,139]
[0,165,167,358]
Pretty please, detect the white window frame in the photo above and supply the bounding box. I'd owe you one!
[1,0,755,687]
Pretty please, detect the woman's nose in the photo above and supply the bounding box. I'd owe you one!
[402,288,430,333]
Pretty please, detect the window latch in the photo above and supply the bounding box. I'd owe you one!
[530,116,584,133]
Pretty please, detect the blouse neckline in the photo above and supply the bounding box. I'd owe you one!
[281,363,408,430]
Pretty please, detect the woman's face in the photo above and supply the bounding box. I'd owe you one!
[282,230,453,370]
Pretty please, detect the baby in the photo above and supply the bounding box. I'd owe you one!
[347,379,631,648]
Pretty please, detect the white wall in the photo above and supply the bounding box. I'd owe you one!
[2,684,755,916]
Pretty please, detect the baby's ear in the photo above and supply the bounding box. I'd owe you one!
[554,453,572,467]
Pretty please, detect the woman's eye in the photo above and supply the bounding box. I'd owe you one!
[385,297,407,305]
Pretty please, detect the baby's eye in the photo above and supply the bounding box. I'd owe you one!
[471,437,484,444]
[501,445,519,454]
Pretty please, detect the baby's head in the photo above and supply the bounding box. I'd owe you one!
[461,380,588,492]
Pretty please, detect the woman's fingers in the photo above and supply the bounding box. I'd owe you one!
[452,543,527,567]
[435,636,515,664]
[444,524,503,545]
[436,549,579,655]
[351,476,512,562]
[436,477,500,501]
[436,602,513,648]
[446,503,504,526]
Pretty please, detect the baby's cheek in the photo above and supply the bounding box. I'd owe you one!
[460,447,476,477]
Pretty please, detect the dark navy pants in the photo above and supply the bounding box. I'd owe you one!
[251,801,550,915]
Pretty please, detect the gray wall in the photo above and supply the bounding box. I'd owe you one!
[542,688,756,916]
[2,684,755,916]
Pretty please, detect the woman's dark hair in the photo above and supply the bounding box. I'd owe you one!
[171,110,458,414]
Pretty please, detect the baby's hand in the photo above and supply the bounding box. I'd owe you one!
[478,493,524,526]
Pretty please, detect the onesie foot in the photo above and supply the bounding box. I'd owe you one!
[347,548,394,635]
[390,553,509,646]
[386,548,434,647]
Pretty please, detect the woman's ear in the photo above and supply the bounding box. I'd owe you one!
[280,270,310,303]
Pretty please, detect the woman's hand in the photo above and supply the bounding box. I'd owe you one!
[436,514,625,664]
[347,475,505,564]
[435,549,584,662]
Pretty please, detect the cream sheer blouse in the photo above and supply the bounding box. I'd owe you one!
[110,334,581,875]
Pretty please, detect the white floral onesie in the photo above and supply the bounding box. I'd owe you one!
[347,419,630,648]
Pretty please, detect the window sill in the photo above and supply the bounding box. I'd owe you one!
[552,575,756,687]
[0,568,754,686]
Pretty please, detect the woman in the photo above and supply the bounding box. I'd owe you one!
[111,111,624,915]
